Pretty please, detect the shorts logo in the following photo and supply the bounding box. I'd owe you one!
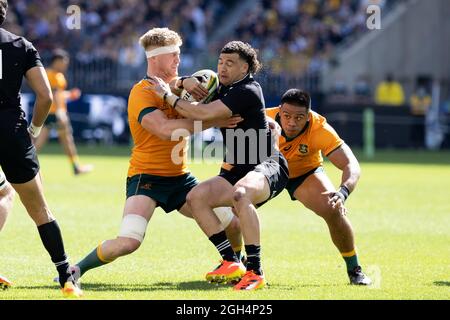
[140,183,152,190]
[299,144,308,154]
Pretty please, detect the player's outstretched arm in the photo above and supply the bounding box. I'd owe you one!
[141,110,242,141]
[25,66,53,136]
[140,109,197,140]
[146,75,231,121]
[324,144,360,212]
[174,98,232,121]
[327,143,361,194]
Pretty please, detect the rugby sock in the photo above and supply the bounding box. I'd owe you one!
[77,243,114,277]
[70,155,80,172]
[69,155,79,166]
[233,245,244,261]
[209,231,239,262]
[245,244,262,275]
[37,220,71,287]
[341,249,360,271]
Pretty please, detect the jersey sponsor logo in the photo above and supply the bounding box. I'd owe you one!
[299,144,308,154]
[139,183,152,190]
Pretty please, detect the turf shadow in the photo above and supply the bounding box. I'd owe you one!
[268,283,341,290]
[433,281,450,287]
[27,281,230,292]
[17,281,343,292]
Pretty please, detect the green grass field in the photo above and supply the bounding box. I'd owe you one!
[1,144,449,300]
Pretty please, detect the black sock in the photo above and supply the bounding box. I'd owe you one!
[209,231,239,262]
[245,244,262,275]
[37,220,70,287]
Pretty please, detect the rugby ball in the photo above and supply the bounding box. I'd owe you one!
[180,69,218,103]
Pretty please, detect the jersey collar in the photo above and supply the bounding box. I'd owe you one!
[218,73,252,93]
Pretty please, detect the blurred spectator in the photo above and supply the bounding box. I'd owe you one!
[409,86,432,149]
[354,74,372,103]
[3,0,225,66]
[375,74,405,106]
[328,77,350,103]
[231,0,400,78]
[2,0,403,92]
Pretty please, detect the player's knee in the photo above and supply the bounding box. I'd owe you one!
[118,214,147,252]
[117,237,141,255]
[1,184,15,204]
[186,185,208,207]
[316,204,342,222]
[232,186,247,204]
[5,187,15,209]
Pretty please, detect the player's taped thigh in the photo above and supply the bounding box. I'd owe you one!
[118,214,148,243]
[212,207,234,229]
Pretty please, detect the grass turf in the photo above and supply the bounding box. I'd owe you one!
[0,144,449,299]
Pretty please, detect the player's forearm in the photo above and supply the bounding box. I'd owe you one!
[340,162,361,193]
[164,94,211,121]
[31,94,52,127]
[24,66,53,126]
[160,118,196,140]
[329,144,361,193]
[176,100,212,120]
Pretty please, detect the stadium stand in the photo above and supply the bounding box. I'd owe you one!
[3,0,401,95]
[3,0,449,149]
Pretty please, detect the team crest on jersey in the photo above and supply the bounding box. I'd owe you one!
[299,144,308,154]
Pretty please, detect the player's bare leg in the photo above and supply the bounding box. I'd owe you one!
[74,195,155,280]
[224,215,243,259]
[11,173,83,297]
[11,173,54,225]
[231,171,270,245]
[179,203,244,259]
[187,177,246,284]
[230,171,270,290]
[294,172,371,285]
[57,118,93,175]
[295,172,355,252]
[0,177,14,232]
[0,175,15,289]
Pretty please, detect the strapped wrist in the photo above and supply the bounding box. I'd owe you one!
[177,76,189,89]
[163,92,168,102]
[165,94,181,108]
[338,185,350,201]
[173,97,181,109]
[28,122,42,138]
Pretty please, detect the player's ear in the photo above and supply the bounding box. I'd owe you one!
[241,61,249,74]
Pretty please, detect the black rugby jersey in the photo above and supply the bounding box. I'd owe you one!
[213,74,274,170]
[0,28,42,111]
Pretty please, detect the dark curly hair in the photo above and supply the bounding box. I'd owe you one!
[221,41,262,74]
[0,0,8,26]
[281,89,311,110]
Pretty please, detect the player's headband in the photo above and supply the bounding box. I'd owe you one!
[146,45,180,58]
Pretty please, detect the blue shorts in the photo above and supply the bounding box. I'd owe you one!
[126,173,198,213]
[286,167,324,200]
